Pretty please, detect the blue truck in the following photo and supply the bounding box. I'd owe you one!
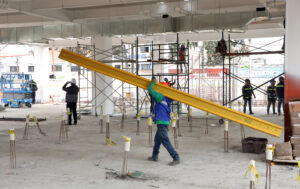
[1,73,33,108]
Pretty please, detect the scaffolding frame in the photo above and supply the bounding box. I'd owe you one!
[221,35,285,107]
[64,34,286,116]
[135,34,190,116]
[68,42,137,115]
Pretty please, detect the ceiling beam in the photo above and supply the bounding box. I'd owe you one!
[29,0,184,10]
[70,1,268,22]
[0,13,61,28]
[7,1,72,22]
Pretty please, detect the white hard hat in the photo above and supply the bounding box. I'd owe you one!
[71,78,76,84]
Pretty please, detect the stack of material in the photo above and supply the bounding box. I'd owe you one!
[289,100,300,160]
[274,141,293,160]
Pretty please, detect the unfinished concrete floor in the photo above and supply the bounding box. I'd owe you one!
[0,104,298,189]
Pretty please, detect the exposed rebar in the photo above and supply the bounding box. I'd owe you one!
[9,129,16,169]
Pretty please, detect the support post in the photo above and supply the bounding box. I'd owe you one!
[33,116,46,136]
[222,31,225,106]
[9,129,16,169]
[228,35,231,106]
[238,101,245,139]
[205,112,209,134]
[224,120,229,152]
[59,113,69,143]
[148,117,153,146]
[265,144,273,189]
[136,37,139,116]
[172,116,178,149]
[122,136,131,178]
[121,103,125,131]
[136,111,142,135]
[23,114,30,140]
[99,105,104,133]
[188,108,192,132]
[175,112,181,137]
[106,115,110,143]
[248,160,257,189]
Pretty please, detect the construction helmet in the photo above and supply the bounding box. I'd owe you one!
[71,78,77,84]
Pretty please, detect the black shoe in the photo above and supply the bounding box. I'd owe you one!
[267,111,269,115]
[273,112,277,115]
[147,157,158,162]
[250,112,254,115]
[168,159,180,166]
[68,123,72,125]
[74,121,77,125]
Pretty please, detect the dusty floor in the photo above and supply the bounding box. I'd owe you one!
[0,104,299,189]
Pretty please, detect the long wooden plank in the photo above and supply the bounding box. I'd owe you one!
[59,49,282,137]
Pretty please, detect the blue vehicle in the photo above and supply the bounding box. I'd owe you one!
[1,73,33,108]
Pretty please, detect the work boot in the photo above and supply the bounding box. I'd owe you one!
[168,159,180,166]
[147,157,158,162]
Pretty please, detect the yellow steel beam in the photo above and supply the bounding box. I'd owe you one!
[59,49,282,137]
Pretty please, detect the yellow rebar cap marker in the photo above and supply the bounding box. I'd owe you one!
[106,138,117,146]
[123,136,131,142]
[9,129,16,139]
[266,146,275,154]
[33,116,38,123]
[148,117,152,125]
[245,161,259,185]
[137,111,143,118]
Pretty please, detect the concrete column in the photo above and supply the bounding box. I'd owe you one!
[91,37,114,115]
[285,0,300,141]
[33,47,50,103]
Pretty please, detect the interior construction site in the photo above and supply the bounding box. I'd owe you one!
[0,0,300,189]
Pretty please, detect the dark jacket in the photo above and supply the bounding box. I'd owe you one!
[31,81,38,92]
[242,84,253,99]
[276,81,284,98]
[267,85,276,100]
[63,83,79,103]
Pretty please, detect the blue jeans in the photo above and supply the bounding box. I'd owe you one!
[278,98,284,114]
[152,124,179,160]
[243,98,252,113]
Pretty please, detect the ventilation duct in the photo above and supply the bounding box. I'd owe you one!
[0,10,269,44]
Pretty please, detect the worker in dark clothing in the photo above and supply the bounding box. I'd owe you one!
[267,80,277,115]
[276,77,284,115]
[242,79,256,114]
[31,80,38,104]
[147,77,180,166]
[63,78,79,125]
